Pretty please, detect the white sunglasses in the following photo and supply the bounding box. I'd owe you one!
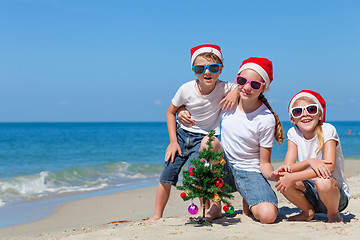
[290,104,319,118]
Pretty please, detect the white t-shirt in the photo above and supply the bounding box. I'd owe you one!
[220,103,275,173]
[287,123,350,198]
[172,80,237,135]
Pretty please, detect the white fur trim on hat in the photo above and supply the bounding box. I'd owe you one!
[191,47,222,65]
[238,63,270,89]
[288,92,324,117]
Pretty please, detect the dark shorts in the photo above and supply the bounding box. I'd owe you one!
[303,180,349,213]
[159,125,206,186]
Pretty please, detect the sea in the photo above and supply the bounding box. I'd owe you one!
[0,121,360,228]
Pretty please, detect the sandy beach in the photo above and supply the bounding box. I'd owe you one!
[1,160,359,240]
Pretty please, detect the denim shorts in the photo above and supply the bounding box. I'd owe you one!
[223,162,278,208]
[159,125,206,186]
[303,180,349,213]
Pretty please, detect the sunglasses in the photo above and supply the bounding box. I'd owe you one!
[290,104,319,118]
[236,75,265,91]
[192,64,222,75]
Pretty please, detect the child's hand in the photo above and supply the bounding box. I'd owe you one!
[275,172,294,193]
[274,165,292,174]
[220,89,238,111]
[308,159,332,179]
[165,142,182,163]
[271,165,291,181]
[177,106,194,126]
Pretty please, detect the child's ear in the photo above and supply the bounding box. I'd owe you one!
[219,65,224,74]
[290,118,296,126]
[318,115,323,124]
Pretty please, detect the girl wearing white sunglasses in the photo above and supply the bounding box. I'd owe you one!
[275,90,350,223]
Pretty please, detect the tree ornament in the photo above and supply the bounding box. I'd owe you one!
[188,203,198,215]
[223,205,229,212]
[225,205,235,214]
[204,162,212,168]
[220,158,226,165]
[215,178,224,188]
[189,167,195,176]
[180,192,186,198]
[213,192,221,202]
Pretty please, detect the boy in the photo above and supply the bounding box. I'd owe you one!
[149,44,238,221]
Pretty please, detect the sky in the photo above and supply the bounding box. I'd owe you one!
[0,0,359,122]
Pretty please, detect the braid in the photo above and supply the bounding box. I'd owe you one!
[258,93,285,145]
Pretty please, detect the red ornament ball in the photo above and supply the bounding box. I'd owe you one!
[223,206,229,212]
[215,178,224,187]
[189,167,195,176]
[225,205,235,214]
[180,192,186,198]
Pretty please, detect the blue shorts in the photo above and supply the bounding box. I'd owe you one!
[159,125,206,186]
[303,180,349,213]
[224,162,278,208]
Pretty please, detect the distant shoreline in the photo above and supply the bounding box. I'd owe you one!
[0,178,159,230]
[1,121,360,123]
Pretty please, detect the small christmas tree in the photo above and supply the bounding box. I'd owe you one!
[176,130,234,226]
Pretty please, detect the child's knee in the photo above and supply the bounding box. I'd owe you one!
[252,203,277,224]
[257,208,277,224]
[315,178,338,193]
[200,136,221,151]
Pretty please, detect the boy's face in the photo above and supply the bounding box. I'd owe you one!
[193,56,223,88]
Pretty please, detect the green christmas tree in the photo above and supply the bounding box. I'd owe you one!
[176,130,234,226]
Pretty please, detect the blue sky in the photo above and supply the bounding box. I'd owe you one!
[0,0,359,122]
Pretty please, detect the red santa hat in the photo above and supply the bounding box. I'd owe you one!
[288,90,326,123]
[190,44,223,65]
[238,57,273,89]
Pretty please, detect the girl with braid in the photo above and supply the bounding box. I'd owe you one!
[177,57,285,223]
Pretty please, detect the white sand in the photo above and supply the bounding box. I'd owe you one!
[1,160,360,240]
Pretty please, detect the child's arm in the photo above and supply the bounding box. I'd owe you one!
[219,88,239,111]
[275,140,337,193]
[307,139,336,177]
[287,139,335,177]
[176,106,195,127]
[272,140,298,180]
[275,140,316,192]
[165,103,182,162]
[259,147,278,181]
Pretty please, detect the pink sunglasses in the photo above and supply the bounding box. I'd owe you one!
[236,75,265,91]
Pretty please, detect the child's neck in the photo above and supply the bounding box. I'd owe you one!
[196,80,216,95]
[300,129,316,140]
[238,98,262,113]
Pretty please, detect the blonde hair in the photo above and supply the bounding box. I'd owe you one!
[258,93,284,145]
[291,96,324,154]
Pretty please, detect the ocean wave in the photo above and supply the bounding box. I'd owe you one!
[0,162,161,206]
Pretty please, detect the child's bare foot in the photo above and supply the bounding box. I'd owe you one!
[328,213,343,223]
[205,203,222,221]
[147,216,161,222]
[288,210,315,221]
